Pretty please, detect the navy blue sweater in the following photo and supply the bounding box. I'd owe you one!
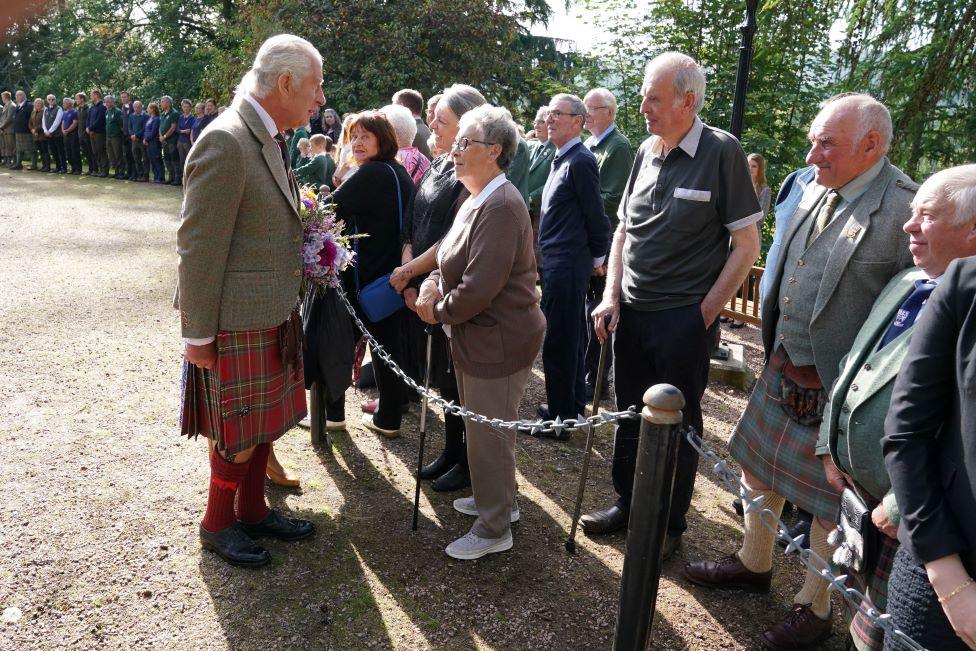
[539,141,611,266]
[86,100,106,133]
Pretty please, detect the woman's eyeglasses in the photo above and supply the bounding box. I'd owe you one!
[452,137,497,151]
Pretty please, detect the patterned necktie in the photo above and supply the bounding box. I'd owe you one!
[807,190,842,245]
[878,279,937,349]
[274,134,298,197]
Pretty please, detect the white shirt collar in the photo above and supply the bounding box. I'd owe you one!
[649,116,704,159]
[241,94,280,141]
[468,173,508,210]
[556,136,582,158]
[585,123,616,147]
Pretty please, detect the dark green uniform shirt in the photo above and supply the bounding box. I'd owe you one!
[159,108,180,140]
[105,106,124,137]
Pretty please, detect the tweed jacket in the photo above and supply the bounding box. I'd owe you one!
[816,267,926,522]
[884,256,976,576]
[428,181,545,379]
[175,98,302,338]
[586,126,633,226]
[0,100,14,134]
[760,159,917,390]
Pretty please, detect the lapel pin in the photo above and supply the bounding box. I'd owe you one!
[846,225,861,240]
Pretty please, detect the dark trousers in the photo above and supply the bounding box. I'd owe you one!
[611,302,714,537]
[884,546,968,650]
[65,132,81,172]
[584,274,613,390]
[107,136,124,176]
[147,141,164,182]
[356,306,406,430]
[80,135,94,172]
[90,132,108,174]
[540,261,591,420]
[178,139,191,181]
[32,139,50,169]
[47,135,65,171]
[123,133,134,176]
[130,139,147,179]
[163,138,179,182]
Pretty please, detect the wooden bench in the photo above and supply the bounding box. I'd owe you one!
[720,265,764,326]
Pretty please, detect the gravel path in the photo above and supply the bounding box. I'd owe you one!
[0,169,848,650]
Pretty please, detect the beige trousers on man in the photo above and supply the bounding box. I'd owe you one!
[455,365,532,540]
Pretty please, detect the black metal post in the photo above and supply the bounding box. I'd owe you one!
[613,384,685,651]
[729,0,760,140]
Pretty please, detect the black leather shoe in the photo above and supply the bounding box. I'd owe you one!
[778,511,811,549]
[199,522,270,567]
[419,452,456,480]
[431,462,470,492]
[239,509,315,541]
[580,504,629,535]
[536,404,551,420]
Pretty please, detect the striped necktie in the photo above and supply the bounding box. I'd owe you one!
[807,190,842,245]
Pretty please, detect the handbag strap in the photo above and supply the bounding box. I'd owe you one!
[352,162,405,291]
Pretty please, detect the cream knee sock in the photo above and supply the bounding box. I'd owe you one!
[736,488,785,573]
[793,517,835,619]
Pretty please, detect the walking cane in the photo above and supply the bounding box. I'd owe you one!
[412,326,435,531]
[565,321,610,553]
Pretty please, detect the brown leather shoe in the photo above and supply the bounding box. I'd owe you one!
[761,604,831,650]
[683,554,772,593]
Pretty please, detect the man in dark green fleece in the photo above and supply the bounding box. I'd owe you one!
[104,95,125,179]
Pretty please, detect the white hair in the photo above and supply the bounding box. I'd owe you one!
[379,104,417,148]
[819,93,893,155]
[235,34,322,100]
[919,164,976,226]
[534,106,550,122]
[645,52,706,114]
[458,104,519,171]
[584,87,617,111]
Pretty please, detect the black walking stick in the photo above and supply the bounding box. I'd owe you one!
[412,325,435,531]
[566,321,610,553]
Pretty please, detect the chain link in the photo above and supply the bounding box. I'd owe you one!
[683,427,927,651]
[335,286,640,434]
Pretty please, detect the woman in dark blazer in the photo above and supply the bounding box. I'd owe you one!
[416,105,545,560]
[307,111,415,437]
[388,83,486,492]
[883,239,976,649]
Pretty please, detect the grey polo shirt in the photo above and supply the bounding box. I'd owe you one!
[619,117,762,312]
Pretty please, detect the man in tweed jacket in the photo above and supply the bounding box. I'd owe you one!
[177,34,325,568]
[686,94,917,648]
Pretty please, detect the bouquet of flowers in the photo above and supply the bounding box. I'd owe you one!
[299,187,361,291]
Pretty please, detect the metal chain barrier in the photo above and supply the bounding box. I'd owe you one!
[684,427,927,651]
[335,286,639,434]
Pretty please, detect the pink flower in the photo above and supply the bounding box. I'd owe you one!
[318,238,337,268]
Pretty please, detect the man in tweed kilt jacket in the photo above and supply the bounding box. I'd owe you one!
[685,94,917,648]
[177,34,325,568]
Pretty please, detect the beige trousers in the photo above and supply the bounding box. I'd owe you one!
[455,365,532,539]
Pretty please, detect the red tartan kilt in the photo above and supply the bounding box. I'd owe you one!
[180,318,307,456]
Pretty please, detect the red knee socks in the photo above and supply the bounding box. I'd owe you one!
[236,443,271,525]
[201,450,250,532]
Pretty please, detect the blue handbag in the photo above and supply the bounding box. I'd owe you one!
[354,163,405,323]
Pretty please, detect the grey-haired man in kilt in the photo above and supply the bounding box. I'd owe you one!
[177,34,326,568]
[685,93,917,648]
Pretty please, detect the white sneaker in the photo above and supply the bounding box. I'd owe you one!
[445,530,513,560]
[453,496,520,523]
[325,419,346,431]
[298,415,312,429]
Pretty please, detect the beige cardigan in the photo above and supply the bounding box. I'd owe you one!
[427,181,545,378]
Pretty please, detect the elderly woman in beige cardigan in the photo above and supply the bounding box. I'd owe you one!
[416,105,545,560]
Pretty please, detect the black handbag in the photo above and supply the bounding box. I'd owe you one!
[832,487,878,574]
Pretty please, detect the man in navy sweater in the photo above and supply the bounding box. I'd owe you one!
[533,93,611,430]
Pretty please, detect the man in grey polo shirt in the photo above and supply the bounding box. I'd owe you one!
[582,52,761,559]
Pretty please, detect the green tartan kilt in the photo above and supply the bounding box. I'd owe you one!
[729,362,841,520]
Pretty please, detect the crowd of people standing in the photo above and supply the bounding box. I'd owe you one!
[11,32,976,651]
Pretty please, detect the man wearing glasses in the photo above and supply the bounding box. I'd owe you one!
[531,93,611,432]
[583,53,761,560]
[583,87,634,402]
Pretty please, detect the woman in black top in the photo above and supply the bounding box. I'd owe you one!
[389,83,487,490]
[306,110,415,436]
